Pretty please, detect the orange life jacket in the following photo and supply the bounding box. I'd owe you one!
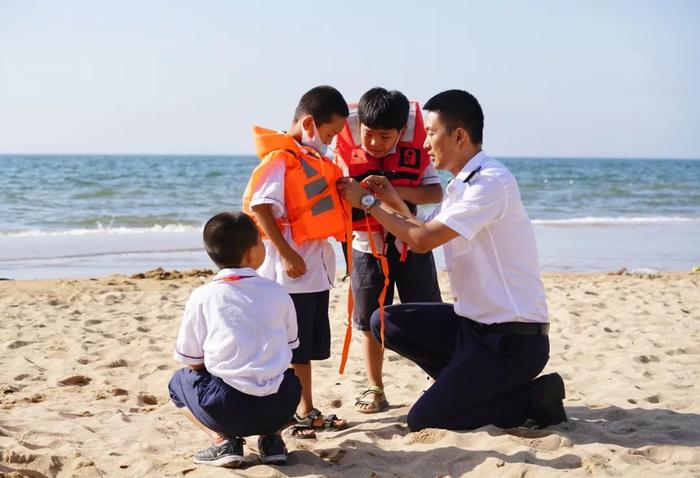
[242,126,357,375]
[335,101,431,233]
[242,126,346,245]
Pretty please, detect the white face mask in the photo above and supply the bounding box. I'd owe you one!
[301,120,329,156]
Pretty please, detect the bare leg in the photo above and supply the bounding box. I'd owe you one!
[355,331,388,412]
[290,363,347,428]
[291,363,313,416]
[363,331,384,388]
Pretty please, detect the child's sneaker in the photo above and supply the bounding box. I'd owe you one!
[193,437,246,467]
[258,434,288,465]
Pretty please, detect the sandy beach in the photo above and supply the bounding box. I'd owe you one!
[1,270,699,477]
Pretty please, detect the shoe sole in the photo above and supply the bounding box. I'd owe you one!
[261,454,287,465]
[193,455,245,468]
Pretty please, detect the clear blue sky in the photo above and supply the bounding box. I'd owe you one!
[1,0,698,158]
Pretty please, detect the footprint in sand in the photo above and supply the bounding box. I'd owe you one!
[8,340,31,349]
[644,394,660,404]
[106,359,128,368]
[634,355,660,364]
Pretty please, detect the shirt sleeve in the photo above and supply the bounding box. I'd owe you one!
[282,294,300,350]
[433,177,505,241]
[173,292,207,365]
[249,157,286,219]
[420,162,441,185]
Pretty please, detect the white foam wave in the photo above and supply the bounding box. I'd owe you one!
[532,216,699,225]
[1,224,201,237]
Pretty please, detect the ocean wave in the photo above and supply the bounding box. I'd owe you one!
[532,216,699,225]
[0,224,201,237]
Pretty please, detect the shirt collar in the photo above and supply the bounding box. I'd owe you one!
[214,267,258,280]
[454,150,488,183]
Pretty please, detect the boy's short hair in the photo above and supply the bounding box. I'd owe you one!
[203,212,259,268]
[358,87,409,131]
[293,85,349,125]
[423,89,484,144]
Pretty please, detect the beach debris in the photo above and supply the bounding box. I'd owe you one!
[608,267,661,279]
[629,268,661,279]
[58,375,92,386]
[130,267,214,280]
[137,392,158,405]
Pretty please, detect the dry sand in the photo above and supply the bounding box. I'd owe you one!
[1,270,699,477]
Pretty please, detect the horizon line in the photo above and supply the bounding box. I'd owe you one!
[1,153,699,161]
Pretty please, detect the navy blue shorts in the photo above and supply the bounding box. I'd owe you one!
[168,368,301,438]
[351,242,442,331]
[290,291,331,364]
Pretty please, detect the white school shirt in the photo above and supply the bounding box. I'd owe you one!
[173,268,299,397]
[351,160,442,254]
[249,155,337,294]
[432,151,549,324]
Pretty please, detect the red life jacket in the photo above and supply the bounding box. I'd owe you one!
[335,101,431,232]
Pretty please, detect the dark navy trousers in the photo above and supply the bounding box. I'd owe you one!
[370,303,550,431]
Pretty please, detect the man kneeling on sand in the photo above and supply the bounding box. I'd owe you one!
[338,89,567,431]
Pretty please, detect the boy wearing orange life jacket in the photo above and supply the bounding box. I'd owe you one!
[335,88,443,414]
[242,86,349,438]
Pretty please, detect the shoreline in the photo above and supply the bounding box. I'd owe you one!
[2,220,699,280]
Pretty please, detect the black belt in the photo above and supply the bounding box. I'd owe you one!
[470,320,549,336]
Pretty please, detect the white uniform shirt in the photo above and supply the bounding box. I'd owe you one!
[352,162,441,254]
[432,151,549,324]
[173,268,299,397]
[249,156,336,294]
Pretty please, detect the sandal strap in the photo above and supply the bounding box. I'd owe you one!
[357,385,385,401]
[293,407,323,427]
[323,414,338,429]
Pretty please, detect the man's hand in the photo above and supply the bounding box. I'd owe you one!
[281,248,307,278]
[336,177,370,208]
[362,175,404,211]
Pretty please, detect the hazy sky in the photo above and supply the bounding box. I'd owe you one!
[1,0,698,158]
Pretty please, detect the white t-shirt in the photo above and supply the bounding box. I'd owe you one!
[173,268,299,397]
[432,151,549,325]
[249,157,337,294]
[352,162,441,254]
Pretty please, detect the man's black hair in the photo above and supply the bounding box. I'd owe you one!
[293,85,349,125]
[358,87,409,131]
[203,212,259,268]
[423,90,484,144]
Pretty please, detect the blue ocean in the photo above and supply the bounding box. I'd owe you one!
[1,155,698,279]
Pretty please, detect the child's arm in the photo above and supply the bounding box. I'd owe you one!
[394,183,443,205]
[251,203,307,278]
[174,294,206,367]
